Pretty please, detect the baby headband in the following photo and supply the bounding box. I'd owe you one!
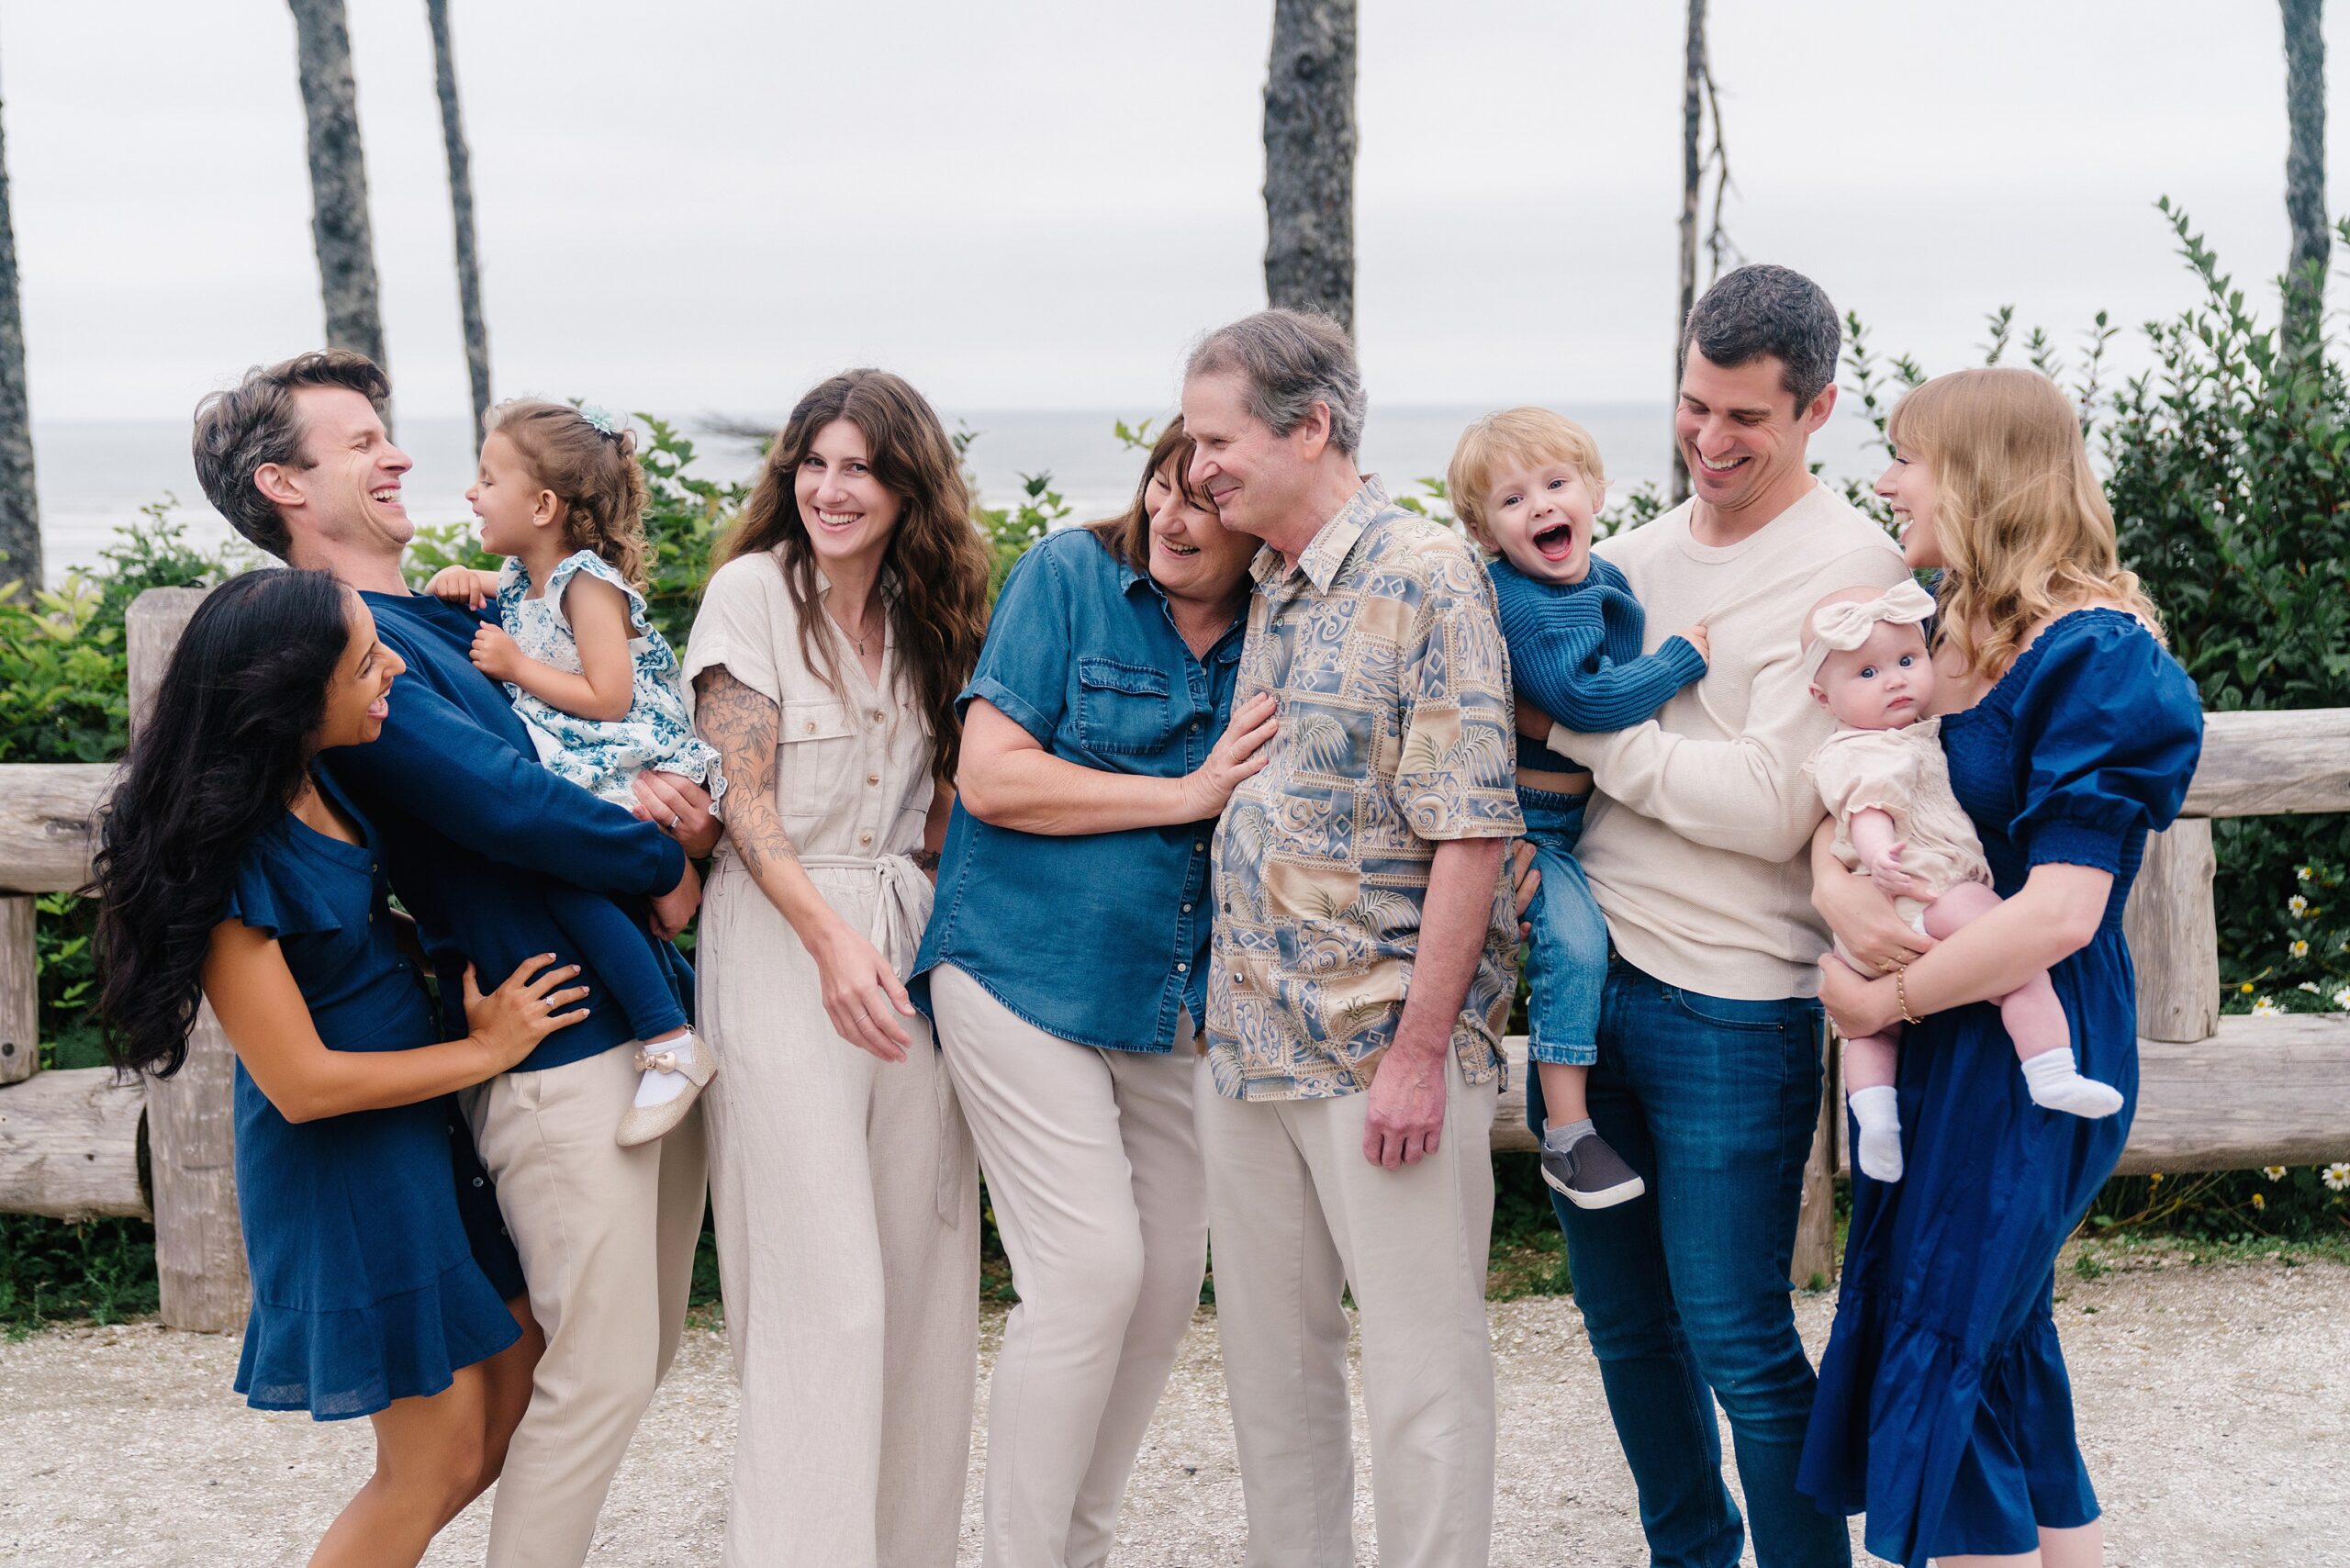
[1803,578,1937,678]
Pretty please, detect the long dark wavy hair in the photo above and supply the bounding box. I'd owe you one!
[718,369,991,784]
[93,569,358,1078]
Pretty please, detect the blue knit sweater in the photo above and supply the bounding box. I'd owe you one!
[1487,554,1707,772]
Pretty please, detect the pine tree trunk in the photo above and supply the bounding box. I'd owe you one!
[0,62,39,590]
[1672,0,1707,505]
[2282,0,2328,352]
[288,0,386,369]
[428,0,490,451]
[1262,0,1357,332]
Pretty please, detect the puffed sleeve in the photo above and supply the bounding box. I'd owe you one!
[221,839,343,940]
[1812,730,1925,830]
[681,554,784,706]
[2005,614,2204,873]
[958,534,1074,745]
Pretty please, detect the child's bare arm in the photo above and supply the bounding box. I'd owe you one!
[424,566,499,610]
[1844,806,1918,896]
[471,575,637,722]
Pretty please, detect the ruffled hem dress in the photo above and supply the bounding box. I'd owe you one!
[493,550,726,811]
[1796,610,2204,1563]
[227,775,527,1421]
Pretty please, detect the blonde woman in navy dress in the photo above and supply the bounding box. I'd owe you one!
[1800,368,2203,1567]
[94,570,592,1567]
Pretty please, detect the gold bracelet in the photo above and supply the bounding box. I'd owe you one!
[1894,965,1924,1025]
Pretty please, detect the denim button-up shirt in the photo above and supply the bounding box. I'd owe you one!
[912,527,1244,1051]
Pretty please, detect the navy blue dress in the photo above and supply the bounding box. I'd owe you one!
[1799,610,2203,1563]
[227,778,527,1421]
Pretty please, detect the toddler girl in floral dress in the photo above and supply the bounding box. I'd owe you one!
[1804,578,2121,1182]
[428,399,725,1146]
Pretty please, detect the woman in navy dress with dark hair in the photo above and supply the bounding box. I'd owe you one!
[95,569,589,1568]
[1800,367,2203,1568]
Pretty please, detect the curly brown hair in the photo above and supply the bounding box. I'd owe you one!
[720,370,991,784]
[486,398,651,590]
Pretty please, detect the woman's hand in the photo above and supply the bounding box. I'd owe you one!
[632,770,723,857]
[1813,864,1933,973]
[463,955,590,1072]
[470,623,523,682]
[1817,950,1901,1041]
[807,914,915,1062]
[1178,693,1279,818]
[1516,697,1556,744]
[426,566,491,610]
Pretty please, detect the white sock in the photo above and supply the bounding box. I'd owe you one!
[632,1031,702,1110]
[2020,1049,2123,1118]
[1849,1085,1905,1182]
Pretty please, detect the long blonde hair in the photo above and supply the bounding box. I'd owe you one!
[1887,366,2161,678]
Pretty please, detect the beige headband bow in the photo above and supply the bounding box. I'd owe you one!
[1803,579,1937,678]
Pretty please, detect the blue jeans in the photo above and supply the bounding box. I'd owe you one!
[1526,958,1849,1568]
[1519,788,1606,1068]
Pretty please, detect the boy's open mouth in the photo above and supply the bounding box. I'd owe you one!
[1533,521,1576,559]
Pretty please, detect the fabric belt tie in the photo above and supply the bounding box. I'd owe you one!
[792,851,957,1224]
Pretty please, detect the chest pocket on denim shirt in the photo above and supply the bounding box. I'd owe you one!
[1076,657,1173,756]
[777,697,856,816]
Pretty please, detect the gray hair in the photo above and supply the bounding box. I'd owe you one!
[1681,263,1841,410]
[1183,308,1367,456]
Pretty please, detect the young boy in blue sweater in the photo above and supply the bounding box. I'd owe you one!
[1449,409,1710,1207]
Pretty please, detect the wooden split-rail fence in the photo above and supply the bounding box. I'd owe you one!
[1,588,2345,1327]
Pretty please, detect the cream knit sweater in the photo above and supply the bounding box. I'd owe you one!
[1548,481,1909,1001]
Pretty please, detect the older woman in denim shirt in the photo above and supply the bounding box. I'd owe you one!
[912,420,1271,1568]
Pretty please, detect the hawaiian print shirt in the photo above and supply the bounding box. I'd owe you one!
[1205,476,1525,1101]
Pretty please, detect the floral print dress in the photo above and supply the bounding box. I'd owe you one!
[493,549,726,810]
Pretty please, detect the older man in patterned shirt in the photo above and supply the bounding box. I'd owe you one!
[1181,309,1524,1568]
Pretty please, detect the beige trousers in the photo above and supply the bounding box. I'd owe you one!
[930,964,1209,1568]
[465,1040,710,1568]
[700,861,981,1568]
[1195,1053,1500,1568]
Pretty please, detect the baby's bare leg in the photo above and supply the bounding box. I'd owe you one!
[1922,881,2121,1117]
[1923,882,2067,1060]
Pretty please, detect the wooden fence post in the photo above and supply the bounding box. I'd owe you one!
[2123,819,2221,1045]
[1792,1021,1840,1290]
[129,587,247,1333]
[0,895,34,1085]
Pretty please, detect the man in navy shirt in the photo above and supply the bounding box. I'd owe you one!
[193,350,716,1568]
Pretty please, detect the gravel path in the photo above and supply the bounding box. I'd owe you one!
[4,1249,2344,1565]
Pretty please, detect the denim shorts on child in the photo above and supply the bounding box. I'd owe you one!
[1519,786,1609,1069]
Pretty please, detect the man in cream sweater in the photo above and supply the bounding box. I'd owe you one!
[1526,265,1905,1567]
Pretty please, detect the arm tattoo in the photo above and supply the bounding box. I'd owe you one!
[694,666,800,880]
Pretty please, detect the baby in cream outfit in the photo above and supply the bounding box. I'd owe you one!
[1804,580,2123,1182]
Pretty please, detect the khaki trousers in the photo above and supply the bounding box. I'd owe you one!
[701,864,981,1568]
[1195,1054,1500,1568]
[465,1040,710,1568]
[930,965,1209,1568]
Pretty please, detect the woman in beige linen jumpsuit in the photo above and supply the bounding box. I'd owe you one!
[685,369,993,1568]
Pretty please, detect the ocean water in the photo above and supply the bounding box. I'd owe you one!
[29,401,1893,583]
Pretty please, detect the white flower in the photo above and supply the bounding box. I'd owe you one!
[2264,1165,2288,1181]
[2325,1163,2350,1193]
[2289,894,2310,916]
[2290,939,2311,959]
[2252,996,2281,1016]
[2333,987,2350,1010]
[2300,981,2322,993]
[2301,866,2316,881]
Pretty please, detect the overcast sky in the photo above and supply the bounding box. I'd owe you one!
[4,1,2342,421]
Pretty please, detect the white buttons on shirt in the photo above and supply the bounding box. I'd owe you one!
[1176,961,1188,973]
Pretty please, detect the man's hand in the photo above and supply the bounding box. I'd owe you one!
[651,857,701,938]
[1363,1036,1448,1168]
[633,770,722,858]
[470,623,523,682]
